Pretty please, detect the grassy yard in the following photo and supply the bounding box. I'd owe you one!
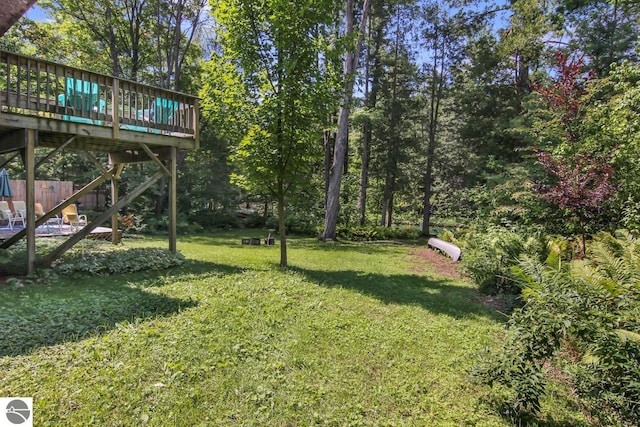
[0,232,586,426]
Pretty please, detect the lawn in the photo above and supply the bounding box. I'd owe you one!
[0,232,586,426]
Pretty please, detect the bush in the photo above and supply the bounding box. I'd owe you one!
[335,225,422,242]
[461,226,549,295]
[0,239,61,276]
[145,215,202,234]
[53,244,185,276]
[474,230,640,425]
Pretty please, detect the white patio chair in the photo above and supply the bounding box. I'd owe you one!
[0,201,14,229]
[11,200,26,228]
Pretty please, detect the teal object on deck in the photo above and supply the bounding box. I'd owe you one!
[58,77,105,124]
[121,97,177,134]
[154,97,177,124]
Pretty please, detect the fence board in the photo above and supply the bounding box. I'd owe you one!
[6,179,73,211]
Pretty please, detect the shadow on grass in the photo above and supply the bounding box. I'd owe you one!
[0,273,195,358]
[119,260,248,285]
[291,266,501,320]
[0,260,250,357]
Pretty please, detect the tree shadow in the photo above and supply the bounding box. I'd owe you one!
[119,260,248,285]
[289,266,502,320]
[0,276,188,358]
[0,259,253,357]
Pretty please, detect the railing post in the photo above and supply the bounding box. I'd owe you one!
[112,77,120,139]
[193,98,199,149]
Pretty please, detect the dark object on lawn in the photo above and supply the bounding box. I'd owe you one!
[427,237,461,261]
[265,233,275,245]
[242,237,261,245]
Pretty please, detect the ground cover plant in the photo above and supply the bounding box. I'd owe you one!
[474,230,640,426]
[0,232,589,425]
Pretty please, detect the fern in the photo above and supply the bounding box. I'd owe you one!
[477,230,640,425]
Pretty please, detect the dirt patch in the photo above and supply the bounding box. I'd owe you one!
[409,247,517,313]
[476,294,513,313]
[408,247,464,280]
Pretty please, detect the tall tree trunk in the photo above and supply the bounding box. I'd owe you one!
[358,121,370,226]
[278,180,287,267]
[322,0,371,241]
[382,9,401,228]
[324,129,333,209]
[358,9,384,226]
[422,22,446,236]
[106,3,120,77]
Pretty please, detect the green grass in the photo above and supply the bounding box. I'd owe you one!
[0,232,587,425]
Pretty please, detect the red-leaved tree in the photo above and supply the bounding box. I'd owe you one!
[535,149,616,255]
[532,52,615,255]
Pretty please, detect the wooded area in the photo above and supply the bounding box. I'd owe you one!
[1,1,640,422]
[1,0,638,262]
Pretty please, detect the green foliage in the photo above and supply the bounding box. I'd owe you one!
[53,242,185,276]
[335,225,423,242]
[475,230,640,425]
[0,233,510,425]
[144,215,203,235]
[207,0,343,265]
[461,226,550,295]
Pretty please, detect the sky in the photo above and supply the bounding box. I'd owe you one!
[25,4,50,22]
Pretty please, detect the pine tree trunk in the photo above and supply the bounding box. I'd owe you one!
[322,0,371,241]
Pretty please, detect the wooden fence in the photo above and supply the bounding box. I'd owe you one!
[5,179,105,212]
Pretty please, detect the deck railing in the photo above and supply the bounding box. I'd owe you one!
[0,49,199,141]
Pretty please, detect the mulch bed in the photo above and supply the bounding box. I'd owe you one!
[408,246,513,313]
[408,246,463,279]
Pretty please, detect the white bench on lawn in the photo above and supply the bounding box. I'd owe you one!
[427,237,461,261]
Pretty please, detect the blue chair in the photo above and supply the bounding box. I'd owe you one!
[153,97,177,125]
[121,97,177,134]
[58,77,105,124]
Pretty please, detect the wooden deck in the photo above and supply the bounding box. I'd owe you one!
[0,225,119,240]
[0,49,199,273]
[0,49,199,155]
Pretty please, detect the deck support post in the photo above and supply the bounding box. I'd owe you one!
[25,129,36,275]
[43,170,165,265]
[111,169,119,244]
[169,147,177,253]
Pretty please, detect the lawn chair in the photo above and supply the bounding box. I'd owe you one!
[36,202,62,232]
[58,77,106,124]
[62,204,87,231]
[0,201,14,229]
[11,200,26,228]
[34,202,45,219]
[121,96,178,134]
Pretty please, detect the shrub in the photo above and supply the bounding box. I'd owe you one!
[0,239,61,276]
[335,225,422,242]
[474,230,640,425]
[145,215,202,234]
[53,244,185,276]
[461,226,549,295]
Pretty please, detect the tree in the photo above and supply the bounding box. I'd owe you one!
[535,150,616,255]
[322,0,372,241]
[356,0,389,226]
[530,52,617,253]
[208,0,341,266]
[42,0,206,86]
[561,0,639,76]
[419,2,468,235]
[377,4,419,227]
